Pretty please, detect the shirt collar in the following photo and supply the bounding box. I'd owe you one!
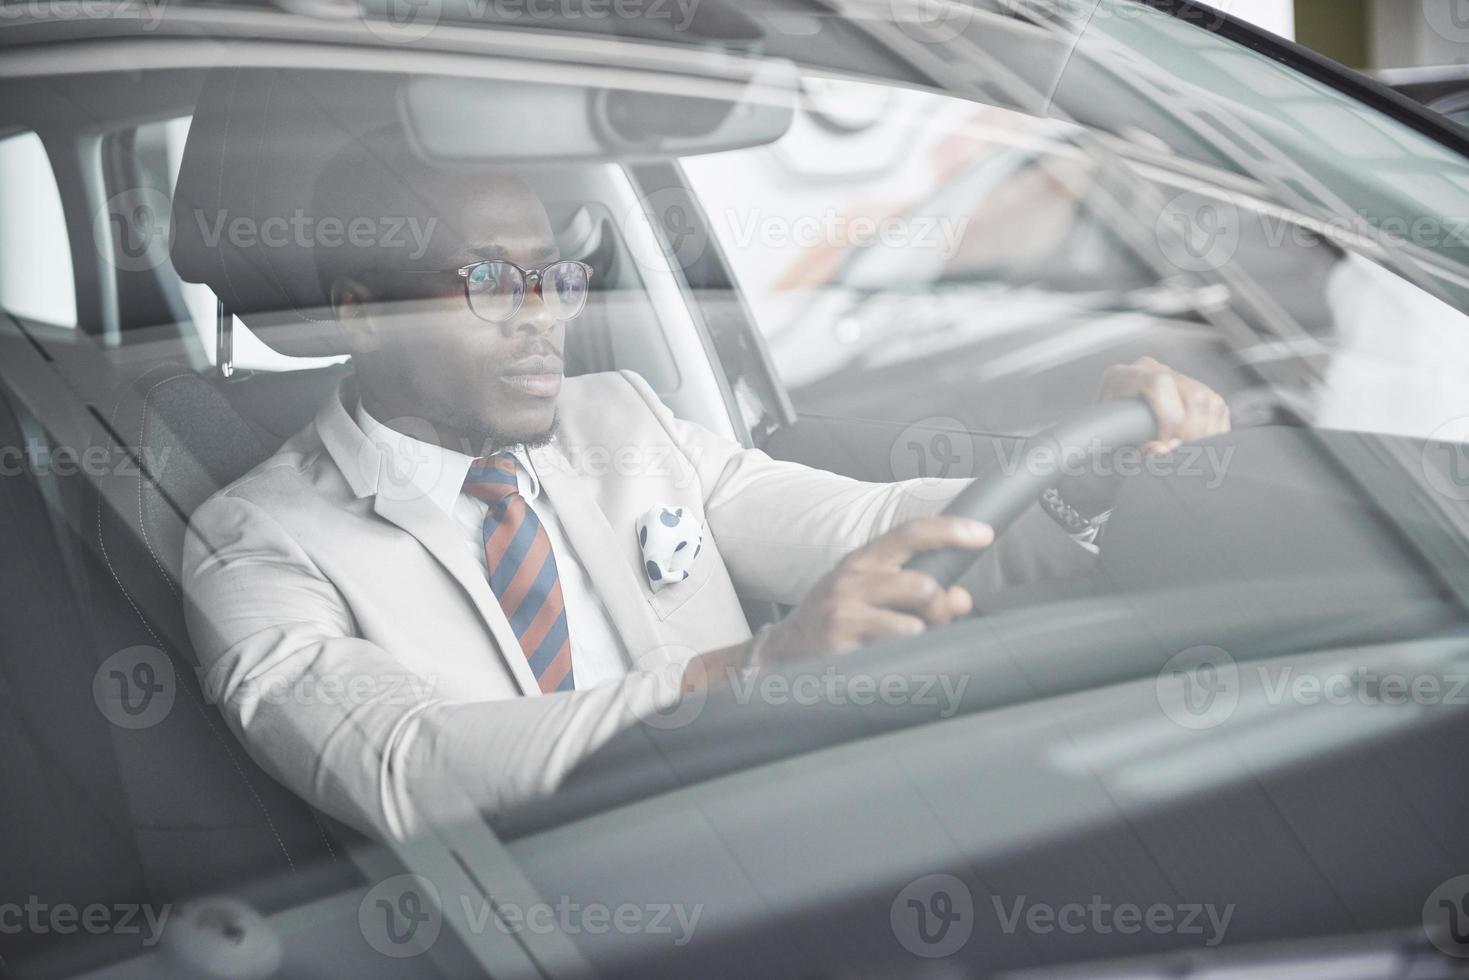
[354,401,541,514]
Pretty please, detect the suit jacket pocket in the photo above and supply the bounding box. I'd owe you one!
[646,539,715,621]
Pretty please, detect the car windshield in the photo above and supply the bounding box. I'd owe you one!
[684,0,1469,439]
[4,0,1469,975]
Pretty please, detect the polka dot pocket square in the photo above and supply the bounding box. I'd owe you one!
[635,503,703,593]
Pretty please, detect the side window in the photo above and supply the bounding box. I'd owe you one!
[0,131,77,328]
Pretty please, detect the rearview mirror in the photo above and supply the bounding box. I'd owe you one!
[401,59,797,162]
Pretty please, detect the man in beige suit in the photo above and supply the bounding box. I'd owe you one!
[182,134,1229,842]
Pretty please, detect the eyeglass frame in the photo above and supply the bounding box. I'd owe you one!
[405,258,594,324]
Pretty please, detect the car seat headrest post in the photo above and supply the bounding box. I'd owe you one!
[216,298,234,380]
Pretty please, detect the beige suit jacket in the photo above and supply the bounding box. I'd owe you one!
[182,370,1086,840]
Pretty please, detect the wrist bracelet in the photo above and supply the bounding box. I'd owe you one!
[1040,486,1112,545]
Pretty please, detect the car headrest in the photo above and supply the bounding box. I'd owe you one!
[170,68,408,357]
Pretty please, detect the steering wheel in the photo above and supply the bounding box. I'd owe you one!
[905,399,1158,587]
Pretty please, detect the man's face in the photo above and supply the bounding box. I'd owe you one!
[343,169,568,452]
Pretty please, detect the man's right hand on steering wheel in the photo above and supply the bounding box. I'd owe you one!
[757,516,993,663]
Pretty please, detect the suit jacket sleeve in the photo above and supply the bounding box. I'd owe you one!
[617,371,1095,604]
[183,493,688,842]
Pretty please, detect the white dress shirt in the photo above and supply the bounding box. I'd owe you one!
[355,403,631,690]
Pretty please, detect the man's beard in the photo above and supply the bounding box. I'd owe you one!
[433,410,559,458]
[483,416,558,456]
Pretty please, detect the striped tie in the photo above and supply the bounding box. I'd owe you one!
[462,454,574,693]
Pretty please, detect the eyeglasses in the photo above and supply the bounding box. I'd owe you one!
[451,259,593,324]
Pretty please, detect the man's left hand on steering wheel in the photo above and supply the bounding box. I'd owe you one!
[1097,356,1231,455]
[1055,357,1232,518]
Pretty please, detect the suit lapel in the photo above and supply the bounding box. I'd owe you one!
[530,442,664,664]
[370,493,539,696]
[316,382,539,696]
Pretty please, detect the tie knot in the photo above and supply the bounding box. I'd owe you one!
[463,454,519,503]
